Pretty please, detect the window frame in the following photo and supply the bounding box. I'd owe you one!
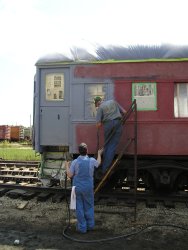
[174,82,188,118]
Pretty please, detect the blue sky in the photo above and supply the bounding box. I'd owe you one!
[0,0,187,126]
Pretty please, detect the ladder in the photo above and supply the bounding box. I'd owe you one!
[94,138,133,194]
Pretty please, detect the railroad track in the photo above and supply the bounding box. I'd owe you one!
[0,160,71,202]
[1,160,188,211]
[0,160,40,184]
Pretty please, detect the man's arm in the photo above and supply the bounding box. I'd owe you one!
[96,148,103,165]
[117,102,126,115]
[96,107,103,128]
[65,161,74,178]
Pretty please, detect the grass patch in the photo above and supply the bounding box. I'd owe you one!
[0,142,41,161]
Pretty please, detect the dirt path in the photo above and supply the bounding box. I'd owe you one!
[0,196,188,250]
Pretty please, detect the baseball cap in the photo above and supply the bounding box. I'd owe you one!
[94,96,102,104]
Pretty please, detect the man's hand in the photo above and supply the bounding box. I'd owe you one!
[98,148,103,155]
[96,122,102,128]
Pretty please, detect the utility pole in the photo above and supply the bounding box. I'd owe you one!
[30,114,32,140]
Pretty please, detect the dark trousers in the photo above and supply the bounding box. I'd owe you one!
[102,119,122,173]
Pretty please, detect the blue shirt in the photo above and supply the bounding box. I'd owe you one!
[70,155,99,177]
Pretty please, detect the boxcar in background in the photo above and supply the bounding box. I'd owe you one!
[10,126,24,141]
[0,125,11,140]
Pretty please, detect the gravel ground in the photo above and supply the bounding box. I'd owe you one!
[0,196,188,250]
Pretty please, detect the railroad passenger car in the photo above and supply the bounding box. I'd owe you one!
[33,45,188,192]
[0,125,11,141]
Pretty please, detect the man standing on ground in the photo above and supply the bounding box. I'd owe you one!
[66,143,103,233]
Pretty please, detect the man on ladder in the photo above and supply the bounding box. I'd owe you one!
[94,96,126,174]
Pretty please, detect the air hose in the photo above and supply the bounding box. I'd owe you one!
[63,220,188,243]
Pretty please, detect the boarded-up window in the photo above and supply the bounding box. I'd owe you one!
[45,74,64,101]
[174,83,188,117]
[132,82,157,111]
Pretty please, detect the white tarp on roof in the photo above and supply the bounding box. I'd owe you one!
[36,44,188,64]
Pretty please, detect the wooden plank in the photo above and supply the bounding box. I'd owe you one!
[17,201,28,210]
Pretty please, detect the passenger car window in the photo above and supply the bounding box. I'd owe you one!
[174,83,188,117]
[84,83,106,119]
